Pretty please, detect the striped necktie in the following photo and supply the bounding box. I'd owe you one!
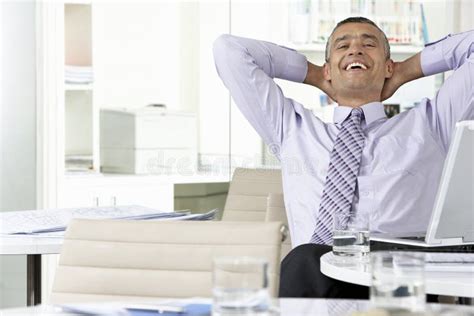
[310,107,365,244]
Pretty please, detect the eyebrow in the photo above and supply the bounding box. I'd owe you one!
[333,33,379,45]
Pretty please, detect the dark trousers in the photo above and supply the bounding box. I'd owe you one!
[279,243,369,299]
[279,243,439,302]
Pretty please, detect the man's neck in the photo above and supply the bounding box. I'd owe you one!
[336,93,381,108]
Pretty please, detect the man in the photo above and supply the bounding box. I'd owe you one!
[213,17,473,298]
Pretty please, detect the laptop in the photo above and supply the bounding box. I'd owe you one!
[371,120,474,248]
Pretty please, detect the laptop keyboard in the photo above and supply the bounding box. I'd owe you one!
[398,236,426,241]
[425,252,474,263]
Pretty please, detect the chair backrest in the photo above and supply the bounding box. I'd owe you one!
[265,193,292,259]
[50,219,283,304]
[222,168,283,221]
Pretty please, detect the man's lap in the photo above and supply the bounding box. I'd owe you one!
[279,243,370,299]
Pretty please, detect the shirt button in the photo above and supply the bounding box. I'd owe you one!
[360,190,370,197]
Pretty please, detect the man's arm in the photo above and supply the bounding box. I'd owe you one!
[382,31,474,101]
[383,30,473,150]
[213,34,307,148]
[381,53,423,100]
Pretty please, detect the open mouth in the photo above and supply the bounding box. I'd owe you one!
[345,62,368,71]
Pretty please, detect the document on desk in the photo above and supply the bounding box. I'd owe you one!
[424,253,474,272]
[59,299,212,316]
[0,206,218,236]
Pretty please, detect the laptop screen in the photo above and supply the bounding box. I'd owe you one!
[427,120,474,244]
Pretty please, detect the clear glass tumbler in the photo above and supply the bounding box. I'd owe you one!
[370,251,426,312]
[332,212,370,257]
[212,257,270,315]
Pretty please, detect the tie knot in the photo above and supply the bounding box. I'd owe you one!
[351,107,363,117]
[350,108,364,125]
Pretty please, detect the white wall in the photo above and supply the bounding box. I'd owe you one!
[460,0,474,30]
[93,2,181,110]
[0,0,37,308]
[198,1,230,171]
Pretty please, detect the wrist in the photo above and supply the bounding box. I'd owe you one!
[400,53,424,84]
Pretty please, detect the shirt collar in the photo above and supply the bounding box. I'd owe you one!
[333,101,387,126]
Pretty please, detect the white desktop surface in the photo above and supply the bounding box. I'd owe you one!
[1,298,473,316]
[0,235,62,255]
[321,252,474,297]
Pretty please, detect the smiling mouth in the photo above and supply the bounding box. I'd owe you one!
[345,62,368,71]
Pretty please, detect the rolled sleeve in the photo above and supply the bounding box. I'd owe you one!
[421,31,474,76]
[421,36,451,76]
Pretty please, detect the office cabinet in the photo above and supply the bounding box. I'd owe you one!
[100,108,198,174]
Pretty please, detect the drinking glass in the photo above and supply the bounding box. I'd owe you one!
[212,257,270,315]
[332,212,370,257]
[370,251,426,312]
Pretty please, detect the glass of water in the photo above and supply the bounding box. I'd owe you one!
[212,257,270,315]
[332,212,370,257]
[370,251,426,312]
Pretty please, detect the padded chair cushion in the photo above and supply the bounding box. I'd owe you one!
[222,168,283,221]
[50,219,283,303]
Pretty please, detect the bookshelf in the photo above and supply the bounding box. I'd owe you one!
[64,3,97,173]
[288,0,426,46]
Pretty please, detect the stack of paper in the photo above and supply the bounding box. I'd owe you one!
[60,299,212,316]
[65,65,93,84]
[0,205,218,236]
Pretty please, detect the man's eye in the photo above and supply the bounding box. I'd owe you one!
[364,43,375,47]
[337,45,348,49]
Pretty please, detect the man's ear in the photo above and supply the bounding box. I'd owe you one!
[385,59,394,79]
[323,63,331,81]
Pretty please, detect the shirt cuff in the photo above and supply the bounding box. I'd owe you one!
[420,35,451,76]
[273,45,308,83]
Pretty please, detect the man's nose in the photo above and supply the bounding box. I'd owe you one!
[348,43,364,56]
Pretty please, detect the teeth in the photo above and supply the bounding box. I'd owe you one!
[345,62,367,70]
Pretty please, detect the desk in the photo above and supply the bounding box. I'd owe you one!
[0,235,63,306]
[0,205,217,306]
[1,298,473,315]
[320,252,474,297]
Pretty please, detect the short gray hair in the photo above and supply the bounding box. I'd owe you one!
[325,17,390,62]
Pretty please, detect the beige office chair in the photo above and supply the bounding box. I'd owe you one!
[50,219,283,304]
[265,193,292,260]
[222,168,283,221]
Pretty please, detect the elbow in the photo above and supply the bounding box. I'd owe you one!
[213,34,243,65]
[213,34,235,78]
[213,34,232,51]
[213,34,234,60]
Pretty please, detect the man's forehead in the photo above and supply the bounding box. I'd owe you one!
[331,23,382,43]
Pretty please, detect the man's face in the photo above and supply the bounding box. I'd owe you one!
[324,22,393,98]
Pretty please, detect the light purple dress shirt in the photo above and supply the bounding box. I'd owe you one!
[213,31,474,247]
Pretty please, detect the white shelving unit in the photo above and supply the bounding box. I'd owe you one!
[64,3,98,174]
[58,1,232,210]
[62,1,232,180]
